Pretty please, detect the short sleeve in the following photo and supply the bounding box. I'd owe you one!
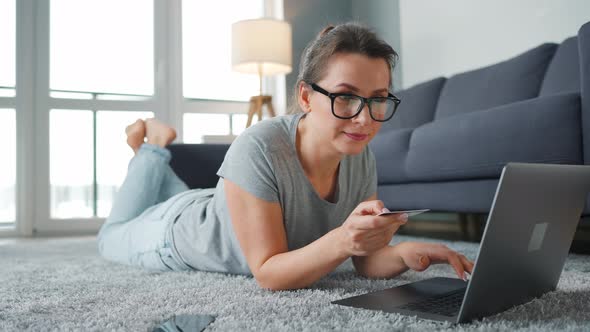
[363,148,378,200]
[217,132,280,202]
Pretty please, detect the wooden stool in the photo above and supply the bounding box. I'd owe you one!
[246,95,275,128]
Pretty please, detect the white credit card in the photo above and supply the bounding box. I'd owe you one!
[376,209,430,217]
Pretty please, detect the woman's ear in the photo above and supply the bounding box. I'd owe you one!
[297,82,312,114]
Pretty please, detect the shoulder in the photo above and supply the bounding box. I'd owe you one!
[229,114,299,154]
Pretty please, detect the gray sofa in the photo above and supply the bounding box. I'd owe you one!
[370,21,590,222]
[168,21,590,228]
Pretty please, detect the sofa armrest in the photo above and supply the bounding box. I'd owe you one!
[579,21,590,164]
[167,143,230,189]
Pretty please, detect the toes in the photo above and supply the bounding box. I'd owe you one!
[126,119,145,135]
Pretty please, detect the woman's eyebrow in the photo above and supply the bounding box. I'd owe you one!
[334,83,388,94]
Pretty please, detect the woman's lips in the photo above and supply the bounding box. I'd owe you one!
[344,132,369,141]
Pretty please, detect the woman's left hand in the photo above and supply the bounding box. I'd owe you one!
[397,242,475,281]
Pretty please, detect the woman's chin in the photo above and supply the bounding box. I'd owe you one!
[337,141,367,155]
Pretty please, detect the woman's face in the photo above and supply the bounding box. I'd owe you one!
[300,52,391,156]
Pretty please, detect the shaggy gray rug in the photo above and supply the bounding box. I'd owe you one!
[1,235,590,331]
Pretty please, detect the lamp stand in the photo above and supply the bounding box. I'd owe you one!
[246,95,275,128]
[246,69,275,128]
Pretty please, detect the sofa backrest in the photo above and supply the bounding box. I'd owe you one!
[382,77,446,131]
[539,37,581,96]
[433,43,558,120]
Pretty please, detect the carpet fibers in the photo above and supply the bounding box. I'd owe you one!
[2,235,590,331]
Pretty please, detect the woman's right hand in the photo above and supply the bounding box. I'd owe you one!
[337,200,408,257]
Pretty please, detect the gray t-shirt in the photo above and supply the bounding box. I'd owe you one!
[170,112,377,275]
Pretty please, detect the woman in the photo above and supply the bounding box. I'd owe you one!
[98,23,474,291]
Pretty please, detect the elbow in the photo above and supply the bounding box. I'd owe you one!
[356,271,382,280]
[253,272,275,290]
[355,269,375,279]
[254,275,294,291]
[253,269,302,291]
[256,280,283,292]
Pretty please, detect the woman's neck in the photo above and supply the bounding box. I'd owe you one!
[296,115,342,179]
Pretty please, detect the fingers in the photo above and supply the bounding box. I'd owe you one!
[447,254,466,280]
[366,221,403,240]
[459,254,475,275]
[440,250,474,280]
[354,214,408,230]
[355,200,386,216]
[364,226,399,246]
[420,244,473,281]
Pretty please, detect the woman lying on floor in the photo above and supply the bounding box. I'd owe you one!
[97,22,474,290]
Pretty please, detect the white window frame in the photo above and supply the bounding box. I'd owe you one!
[1,0,286,237]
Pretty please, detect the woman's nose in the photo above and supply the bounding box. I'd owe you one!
[353,103,372,125]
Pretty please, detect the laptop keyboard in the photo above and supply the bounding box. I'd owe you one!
[397,288,466,317]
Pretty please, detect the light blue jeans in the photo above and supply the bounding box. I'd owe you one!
[97,143,193,272]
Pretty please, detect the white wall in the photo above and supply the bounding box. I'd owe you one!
[351,0,402,90]
[399,0,590,89]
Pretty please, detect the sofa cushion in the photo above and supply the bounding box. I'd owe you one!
[381,77,446,131]
[405,92,582,182]
[369,128,413,184]
[434,43,558,120]
[539,37,581,96]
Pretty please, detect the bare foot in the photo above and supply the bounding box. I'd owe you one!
[125,119,146,154]
[145,118,177,148]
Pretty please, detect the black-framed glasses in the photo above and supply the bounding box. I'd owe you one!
[309,83,401,122]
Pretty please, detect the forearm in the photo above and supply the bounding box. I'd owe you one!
[352,243,409,279]
[257,228,349,291]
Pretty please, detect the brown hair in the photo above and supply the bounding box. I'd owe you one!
[288,22,399,114]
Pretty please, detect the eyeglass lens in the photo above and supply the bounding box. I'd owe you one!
[333,96,396,121]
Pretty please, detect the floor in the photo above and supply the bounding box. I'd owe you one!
[3,234,590,331]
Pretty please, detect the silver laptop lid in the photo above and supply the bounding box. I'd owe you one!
[457,163,590,323]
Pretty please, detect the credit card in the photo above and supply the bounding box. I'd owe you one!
[376,209,430,217]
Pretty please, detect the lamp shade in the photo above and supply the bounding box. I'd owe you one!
[232,18,292,76]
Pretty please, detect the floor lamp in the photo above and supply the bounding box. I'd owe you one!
[232,18,292,128]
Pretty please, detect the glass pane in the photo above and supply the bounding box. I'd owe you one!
[0,0,16,88]
[0,109,15,223]
[231,113,260,136]
[50,91,93,100]
[96,111,154,218]
[183,113,230,143]
[50,110,94,218]
[0,87,16,97]
[50,0,153,95]
[182,0,263,101]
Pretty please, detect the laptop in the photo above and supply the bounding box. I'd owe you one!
[333,162,590,323]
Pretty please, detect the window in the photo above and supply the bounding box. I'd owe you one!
[50,0,153,96]
[0,0,16,225]
[182,113,261,143]
[0,0,15,97]
[48,0,156,220]
[182,0,263,101]
[6,0,285,235]
[0,110,15,223]
[50,110,154,218]
[96,111,154,217]
[50,110,94,218]
[180,0,282,144]
[183,113,230,144]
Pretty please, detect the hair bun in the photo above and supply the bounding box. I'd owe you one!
[318,25,335,38]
